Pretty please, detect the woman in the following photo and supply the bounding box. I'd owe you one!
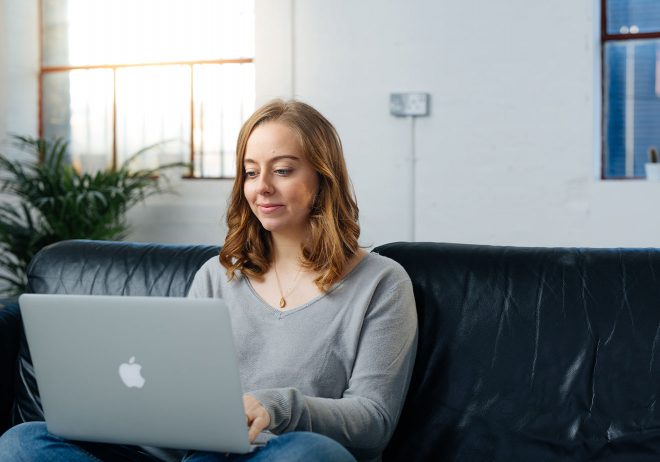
[0,100,418,462]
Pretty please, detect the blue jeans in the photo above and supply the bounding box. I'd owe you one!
[0,422,357,462]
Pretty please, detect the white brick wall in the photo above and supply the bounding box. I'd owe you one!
[3,0,660,249]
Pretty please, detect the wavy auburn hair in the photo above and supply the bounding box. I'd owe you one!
[220,99,360,291]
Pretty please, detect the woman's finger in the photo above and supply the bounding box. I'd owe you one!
[248,414,268,442]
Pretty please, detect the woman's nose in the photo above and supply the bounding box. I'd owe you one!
[255,174,273,194]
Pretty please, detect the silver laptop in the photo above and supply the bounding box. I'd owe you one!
[19,293,264,454]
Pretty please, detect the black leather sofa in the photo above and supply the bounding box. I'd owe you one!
[2,239,660,461]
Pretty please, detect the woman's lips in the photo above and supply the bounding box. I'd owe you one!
[257,204,284,214]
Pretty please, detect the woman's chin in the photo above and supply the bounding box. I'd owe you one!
[258,220,307,239]
[257,219,278,232]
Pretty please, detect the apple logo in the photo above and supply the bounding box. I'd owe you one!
[118,356,146,388]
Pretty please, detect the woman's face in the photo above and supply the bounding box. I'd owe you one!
[243,121,319,240]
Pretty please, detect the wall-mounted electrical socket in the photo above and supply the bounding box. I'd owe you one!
[390,92,430,117]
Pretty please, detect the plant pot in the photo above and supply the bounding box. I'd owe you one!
[645,163,660,181]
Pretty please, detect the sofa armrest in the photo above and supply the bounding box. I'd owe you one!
[0,301,20,434]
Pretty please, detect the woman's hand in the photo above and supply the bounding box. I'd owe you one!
[243,394,271,442]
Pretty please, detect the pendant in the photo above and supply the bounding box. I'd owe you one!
[279,297,286,309]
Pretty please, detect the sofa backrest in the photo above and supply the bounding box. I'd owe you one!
[13,240,220,425]
[374,241,660,461]
[25,240,220,297]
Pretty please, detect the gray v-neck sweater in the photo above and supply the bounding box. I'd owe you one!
[187,252,418,461]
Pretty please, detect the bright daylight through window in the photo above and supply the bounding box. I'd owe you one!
[602,0,660,179]
[41,0,255,178]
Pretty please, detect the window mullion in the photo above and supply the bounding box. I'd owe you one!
[112,68,117,171]
[603,31,660,42]
[189,65,195,178]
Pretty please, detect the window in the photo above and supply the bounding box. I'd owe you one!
[40,0,255,178]
[602,0,660,179]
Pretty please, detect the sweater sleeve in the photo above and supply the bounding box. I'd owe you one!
[248,278,418,460]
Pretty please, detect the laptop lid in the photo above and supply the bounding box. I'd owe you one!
[19,293,252,454]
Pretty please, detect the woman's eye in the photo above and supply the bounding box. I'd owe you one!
[275,168,292,176]
[245,170,257,178]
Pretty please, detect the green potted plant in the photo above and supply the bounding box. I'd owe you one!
[646,147,660,181]
[0,135,188,296]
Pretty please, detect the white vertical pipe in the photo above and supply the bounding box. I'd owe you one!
[409,116,416,241]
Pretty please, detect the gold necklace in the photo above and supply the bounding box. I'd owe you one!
[273,261,303,309]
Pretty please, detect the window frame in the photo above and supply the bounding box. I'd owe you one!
[600,0,660,179]
[37,0,254,179]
